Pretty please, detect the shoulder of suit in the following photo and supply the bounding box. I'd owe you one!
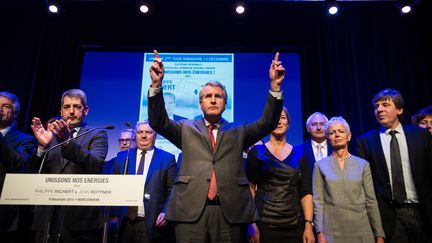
[356,129,379,141]
[315,156,332,166]
[403,124,424,132]
[5,126,35,141]
[116,147,135,158]
[350,155,369,166]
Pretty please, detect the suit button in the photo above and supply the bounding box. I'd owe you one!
[212,161,216,164]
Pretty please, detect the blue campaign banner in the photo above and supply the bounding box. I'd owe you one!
[80,51,303,160]
[144,53,233,62]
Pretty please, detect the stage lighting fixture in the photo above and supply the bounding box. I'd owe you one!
[401,4,412,14]
[235,4,245,14]
[399,1,413,15]
[139,4,149,14]
[327,1,339,16]
[48,4,59,13]
[397,0,419,15]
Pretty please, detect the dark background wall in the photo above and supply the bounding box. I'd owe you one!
[1,0,431,142]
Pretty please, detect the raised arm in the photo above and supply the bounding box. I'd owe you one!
[148,50,182,148]
[243,53,285,149]
[150,50,164,89]
[269,52,285,92]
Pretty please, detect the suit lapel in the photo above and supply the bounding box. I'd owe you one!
[305,139,316,163]
[60,125,87,172]
[402,125,416,172]
[145,148,158,186]
[371,131,390,181]
[4,127,18,146]
[127,148,138,175]
[326,139,332,155]
[214,120,229,154]
[194,119,214,153]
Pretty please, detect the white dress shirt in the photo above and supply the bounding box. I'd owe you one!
[136,148,154,217]
[379,124,418,203]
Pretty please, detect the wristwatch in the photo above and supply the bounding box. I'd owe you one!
[304,219,314,226]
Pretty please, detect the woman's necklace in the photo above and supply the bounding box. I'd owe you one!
[333,153,351,161]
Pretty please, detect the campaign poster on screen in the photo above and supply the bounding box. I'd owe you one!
[139,53,234,157]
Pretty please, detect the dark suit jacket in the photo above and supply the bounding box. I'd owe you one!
[356,125,432,238]
[0,126,37,232]
[297,138,332,172]
[112,147,176,240]
[148,91,283,224]
[28,124,108,232]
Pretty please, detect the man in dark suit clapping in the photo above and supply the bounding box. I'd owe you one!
[29,89,108,243]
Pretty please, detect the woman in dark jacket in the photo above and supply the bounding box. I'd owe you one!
[246,107,314,243]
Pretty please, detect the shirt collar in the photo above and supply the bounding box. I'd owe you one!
[380,123,403,135]
[138,147,155,155]
[311,139,327,148]
[0,125,12,136]
[204,119,220,128]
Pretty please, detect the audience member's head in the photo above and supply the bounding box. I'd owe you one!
[271,106,291,138]
[135,120,157,151]
[411,105,432,134]
[60,89,89,128]
[0,91,20,128]
[324,116,352,151]
[199,81,227,123]
[118,128,136,151]
[306,112,328,143]
[372,88,404,129]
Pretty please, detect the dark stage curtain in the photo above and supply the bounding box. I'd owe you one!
[1,1,430,143]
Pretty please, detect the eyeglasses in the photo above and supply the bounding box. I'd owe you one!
[118,138,135,143]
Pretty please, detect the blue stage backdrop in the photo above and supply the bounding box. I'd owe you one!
[80,51,303,160]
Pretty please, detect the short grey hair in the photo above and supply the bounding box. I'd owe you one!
[199,81,228,103]
[135,120,156,135]
[0,91,20,117]
[120,128,135,139]
[324,116,351,135]
[305,112,328,128]
[61,89,88,108]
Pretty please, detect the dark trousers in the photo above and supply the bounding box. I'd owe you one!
[119,218,151,243]
[388,206,428,243]
[256,222,303,243]
[175,204,244,243]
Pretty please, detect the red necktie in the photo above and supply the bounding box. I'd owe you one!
[207,125,217,200]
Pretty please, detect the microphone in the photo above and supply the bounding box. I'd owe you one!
[123,121,133,175]
[38,125,114,174]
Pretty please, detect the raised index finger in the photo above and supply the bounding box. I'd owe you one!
[273,52,280,62]
[153,50,159,60]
